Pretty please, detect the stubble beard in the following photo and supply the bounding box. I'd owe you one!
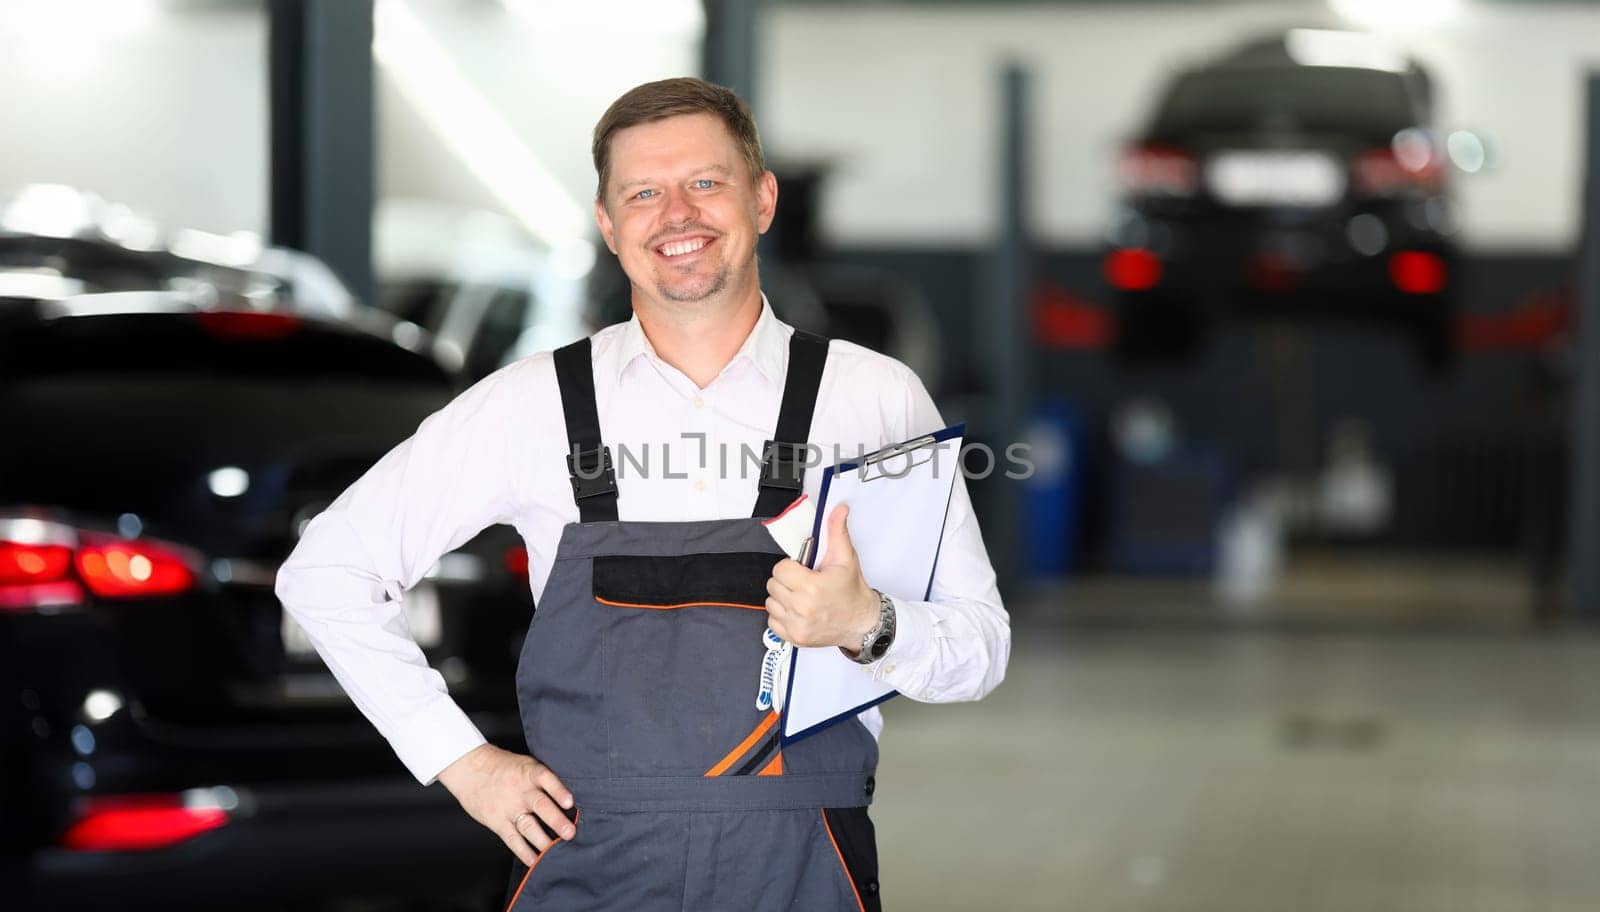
[655,260,730,303]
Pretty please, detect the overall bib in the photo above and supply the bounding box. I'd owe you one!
[503,332,883,911]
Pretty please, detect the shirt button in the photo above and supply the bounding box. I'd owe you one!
[883,664,896,675]
[693,479,707,492]
[692,396,704,409]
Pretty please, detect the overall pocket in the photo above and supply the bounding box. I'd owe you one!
[593,552,778,777]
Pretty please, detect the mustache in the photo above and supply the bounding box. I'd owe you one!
[647,224,721,247]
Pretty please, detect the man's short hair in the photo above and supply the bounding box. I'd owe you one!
[591,77,765,201]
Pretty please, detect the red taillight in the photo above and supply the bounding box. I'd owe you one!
[1389,251,1448,294]
[1351,148,1445,198]
[505,546,530,578]
[1032,281,1113,350]
[2,519,199,611]
[1457,285,1572,352]
[1119,144,1199,197]
[195,311,302,341]
[0,541,72,585]
[1104,248,1164,291]
[0,541,82,611]
[75,536,197,599]
[61,796,229,852]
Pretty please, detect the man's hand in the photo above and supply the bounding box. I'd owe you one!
[436,743,575,866]
[766,504,880,652]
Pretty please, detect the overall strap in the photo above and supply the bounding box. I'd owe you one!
[753,330,830,518]
[553,338,619,523]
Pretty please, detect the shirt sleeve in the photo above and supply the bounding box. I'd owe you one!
[274,365,527,785]
[869,367,1011,703]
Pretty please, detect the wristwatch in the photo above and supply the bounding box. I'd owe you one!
[846,589,896,666]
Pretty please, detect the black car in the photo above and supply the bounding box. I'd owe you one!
[1,294,530,910]
[1108,31,1460,365]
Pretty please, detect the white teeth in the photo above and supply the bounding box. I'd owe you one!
[659,237,709,257]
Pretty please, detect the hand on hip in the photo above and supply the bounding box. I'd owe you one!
[438,743,576,866]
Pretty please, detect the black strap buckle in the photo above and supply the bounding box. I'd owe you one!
[759,439,807,493]
[566,445,618,501]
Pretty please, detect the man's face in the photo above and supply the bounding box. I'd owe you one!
[595,113,777,309]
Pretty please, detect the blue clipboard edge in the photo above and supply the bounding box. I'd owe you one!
[781,422,967,745]
[781,690,899,747]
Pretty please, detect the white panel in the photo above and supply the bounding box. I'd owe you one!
[0,3,268,236]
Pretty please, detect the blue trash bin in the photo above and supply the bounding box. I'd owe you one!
[1023,401,1084,579]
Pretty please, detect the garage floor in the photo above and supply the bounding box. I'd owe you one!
[872,574,1600,911]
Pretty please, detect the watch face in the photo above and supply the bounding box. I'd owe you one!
[869,633,893,658]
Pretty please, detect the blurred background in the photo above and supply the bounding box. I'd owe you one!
[3,0,1600,909]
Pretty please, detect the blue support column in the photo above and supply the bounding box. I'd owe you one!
[268,0,375,305]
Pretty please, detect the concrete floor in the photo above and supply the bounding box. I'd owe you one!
[871,590,1600,911]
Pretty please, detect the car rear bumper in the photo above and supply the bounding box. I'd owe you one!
[20,779,506,911]
[1113,245,1454,317]
[1111,204,1456,307]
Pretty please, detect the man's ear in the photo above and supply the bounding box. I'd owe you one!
[594,198,618,254]
[754,170,778,235]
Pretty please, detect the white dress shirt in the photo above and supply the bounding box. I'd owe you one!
[275,298,1010,785]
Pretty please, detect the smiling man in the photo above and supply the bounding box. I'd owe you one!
[276,78,1009,911]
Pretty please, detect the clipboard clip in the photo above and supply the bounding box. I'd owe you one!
[859,433,940,482]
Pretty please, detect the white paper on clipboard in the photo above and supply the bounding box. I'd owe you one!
[780,423,965,743]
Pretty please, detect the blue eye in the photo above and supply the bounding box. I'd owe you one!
[634,188,657,200]
[692,179,715,190]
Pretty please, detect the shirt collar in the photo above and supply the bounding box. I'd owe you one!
[616,294,790,387]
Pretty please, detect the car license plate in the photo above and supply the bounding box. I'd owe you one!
[1206,151,1344,206]
[281,581,444,658]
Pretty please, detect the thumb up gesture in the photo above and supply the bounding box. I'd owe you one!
[766,504,881,653]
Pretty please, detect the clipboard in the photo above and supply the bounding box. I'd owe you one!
[779,423,966,743]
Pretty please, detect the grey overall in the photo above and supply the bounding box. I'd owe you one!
[503,332,883,911]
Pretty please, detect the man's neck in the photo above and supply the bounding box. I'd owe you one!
[634,287,764,389]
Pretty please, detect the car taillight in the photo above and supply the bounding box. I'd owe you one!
[1119,144,1199,197]
[1351,148,1445,198]
[505,545,530,578]
[0,540,82,611]
[195,310,303,341]
[1103,248,1164,291]
[1389,251,1448,294]
[61,794,229,852]
[0,517,199,612]
[0,541,73,585]
[76,535,197,599]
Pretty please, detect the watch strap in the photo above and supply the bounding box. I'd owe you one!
[849,590,896,665]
